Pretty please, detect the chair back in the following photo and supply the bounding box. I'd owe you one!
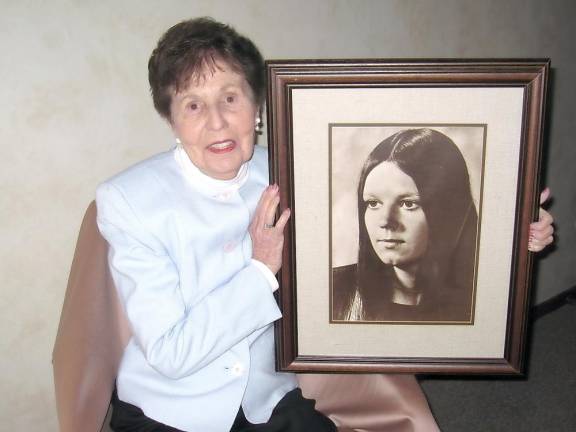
[53,202,130,432]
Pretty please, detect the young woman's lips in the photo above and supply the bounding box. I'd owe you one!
[208,140,236,154]
[379,239,404,249]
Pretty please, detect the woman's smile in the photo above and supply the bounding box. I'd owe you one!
[207,139,237,154]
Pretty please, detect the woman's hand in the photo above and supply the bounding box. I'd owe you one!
[249,185,291,274]
[528,187,554,252]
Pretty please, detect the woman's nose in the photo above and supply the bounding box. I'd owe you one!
[378,203,399,230]
[206,105,227,130]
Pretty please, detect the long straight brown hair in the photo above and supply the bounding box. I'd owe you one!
[355,128,477,320]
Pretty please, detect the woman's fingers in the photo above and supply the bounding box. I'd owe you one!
[528,190,554,252]
[528,234,554,252]
[264,192,280,228]
[274,208,291,232]
[256,184,283,229]
[539,187,551,205]
[533,222,554,238]
[251,185,277,228]
[250,185,291,274]
[531,207,554,230]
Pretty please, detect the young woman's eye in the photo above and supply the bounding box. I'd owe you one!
[399,199,420,210]
[188,102,199,111]
[366,200,381,209]
[225,95,236,104]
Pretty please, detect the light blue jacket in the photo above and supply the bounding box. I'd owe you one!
[96,145,296,431]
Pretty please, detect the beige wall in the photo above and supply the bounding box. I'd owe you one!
[1,0,574,429]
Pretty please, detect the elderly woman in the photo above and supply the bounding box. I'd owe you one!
[93,17,554,432]
[333,128,479,322]
[96,18,335,431]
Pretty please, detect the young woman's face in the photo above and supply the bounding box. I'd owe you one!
[363,161,429,267]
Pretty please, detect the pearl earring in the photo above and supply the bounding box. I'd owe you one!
[175,137,181,145]
[255,117,262,134]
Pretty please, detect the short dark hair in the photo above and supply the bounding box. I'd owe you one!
[148,17,265,120]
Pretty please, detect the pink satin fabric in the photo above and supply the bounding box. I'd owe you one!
[52,202,439,432]
[299,374,439,432]
[53,202,131,432]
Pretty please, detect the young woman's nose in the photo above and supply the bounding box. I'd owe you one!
[378,203,399,230]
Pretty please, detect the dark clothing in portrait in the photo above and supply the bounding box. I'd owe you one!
[331,264,475,323]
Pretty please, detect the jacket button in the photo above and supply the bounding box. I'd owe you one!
[223,241,237,253]
[231,362,244,376]
[216,191,233,201]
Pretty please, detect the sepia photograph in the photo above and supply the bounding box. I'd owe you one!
[330,125,485,324]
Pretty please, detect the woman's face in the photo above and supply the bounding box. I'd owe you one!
[169,61,258,180]
[363,161,429,268]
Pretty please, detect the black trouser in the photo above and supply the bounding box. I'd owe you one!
[110,388,337,432]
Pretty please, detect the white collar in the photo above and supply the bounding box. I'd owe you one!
[174,144,249,198]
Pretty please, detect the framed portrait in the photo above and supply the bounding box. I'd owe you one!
[266,59,549,374]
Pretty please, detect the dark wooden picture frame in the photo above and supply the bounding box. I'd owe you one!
[266,59,549,374]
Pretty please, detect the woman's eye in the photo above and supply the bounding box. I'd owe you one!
[366,200,381,209]
[399,200,420,210]
[189,102,199,111]
[225,95,236,103]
